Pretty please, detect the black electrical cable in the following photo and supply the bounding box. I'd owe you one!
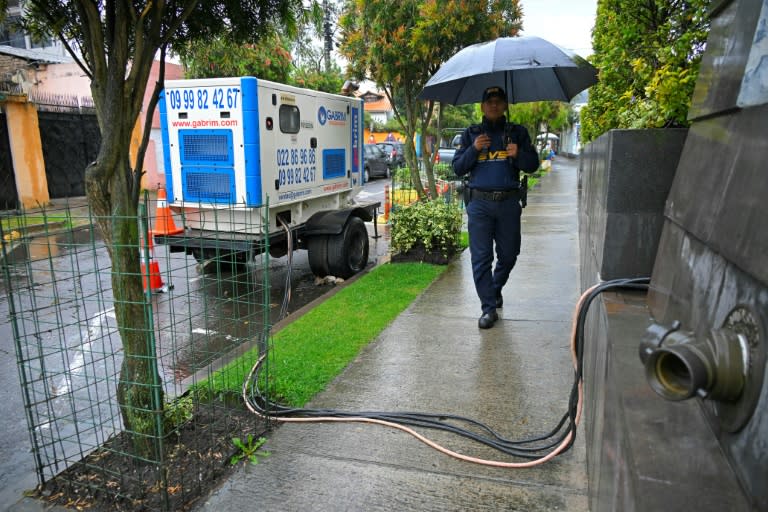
[250,255,650,463]
[560,277,651,453]
[276,217,293,321]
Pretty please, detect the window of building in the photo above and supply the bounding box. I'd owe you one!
[0,16,26,48]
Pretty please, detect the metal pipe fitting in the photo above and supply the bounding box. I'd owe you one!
[639,324,748,402]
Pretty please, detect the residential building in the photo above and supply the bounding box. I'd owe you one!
[1,43,184,192]
[359,89,393,125]
[560,90,588,156]
[1,0,69,57]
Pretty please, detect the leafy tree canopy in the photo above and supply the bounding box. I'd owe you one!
[580,0,710,143]
[180,2,345,94]
[508,101,571,150]
[181,34,294,83]
[339,0,523,199]
[291,62,345,93]
[436,104,478,144]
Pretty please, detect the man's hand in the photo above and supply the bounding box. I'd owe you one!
[506,142,518,159]
[474,134,491,152]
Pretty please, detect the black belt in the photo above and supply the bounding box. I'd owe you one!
[470,188,519,201]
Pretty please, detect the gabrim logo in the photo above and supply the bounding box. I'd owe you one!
[317,106,347,126]
[317,106,327,126]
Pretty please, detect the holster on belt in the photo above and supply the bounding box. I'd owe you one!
[520,175,528,208]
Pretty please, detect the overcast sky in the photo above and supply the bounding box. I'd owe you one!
[518,0,598,56]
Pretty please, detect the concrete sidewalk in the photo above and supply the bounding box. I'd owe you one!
[195,157,587,511]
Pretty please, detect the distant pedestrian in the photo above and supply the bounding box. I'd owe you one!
[452,86,539,329]
[386,132,395,142]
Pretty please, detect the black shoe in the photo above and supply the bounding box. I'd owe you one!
[478,311,498,329]
[495,292,503,308]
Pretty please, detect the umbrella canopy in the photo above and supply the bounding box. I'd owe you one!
[420,36,597,105]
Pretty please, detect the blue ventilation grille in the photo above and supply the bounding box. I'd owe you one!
[182,167,236,203]
[323,149,346,179]
[179,129,234,166]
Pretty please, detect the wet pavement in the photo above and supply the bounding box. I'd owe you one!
[0,181,390,511]
[194,157,587,511]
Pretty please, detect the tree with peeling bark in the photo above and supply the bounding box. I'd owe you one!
[339,0,523,200]
[20,0,304,456]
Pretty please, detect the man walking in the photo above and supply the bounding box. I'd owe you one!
[452,86,539,329]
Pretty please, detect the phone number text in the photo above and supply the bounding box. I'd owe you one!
[167,87,240,110]
[276,148,317,187]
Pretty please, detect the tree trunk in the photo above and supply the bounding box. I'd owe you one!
[403,101,427,199]
[414,98,437,199]
[86,141,164,459]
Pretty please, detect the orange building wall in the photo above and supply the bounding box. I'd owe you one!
[365,129,405,144]
[4,99,50,208]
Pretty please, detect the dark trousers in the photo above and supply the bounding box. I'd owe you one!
[466,197,522,314]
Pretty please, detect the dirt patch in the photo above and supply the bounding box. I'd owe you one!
[390,243,461,265]
[34,404,269,511]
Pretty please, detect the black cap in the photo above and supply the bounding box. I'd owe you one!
[482,86,507,103]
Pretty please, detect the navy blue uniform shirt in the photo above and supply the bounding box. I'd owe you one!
[452,117,539,190]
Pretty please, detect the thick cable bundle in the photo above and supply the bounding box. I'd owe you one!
[246,254,649,467]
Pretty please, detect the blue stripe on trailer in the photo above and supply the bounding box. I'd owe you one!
[242,77,262,207]
[159,90,175,201]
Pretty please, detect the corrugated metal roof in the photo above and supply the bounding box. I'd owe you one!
[0,45,72,64]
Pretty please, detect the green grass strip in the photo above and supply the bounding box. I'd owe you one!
[1,213,72,232]
[201,262,446,407]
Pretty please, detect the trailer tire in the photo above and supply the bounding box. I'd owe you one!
[308,235,330,277]
[327,216,369,279]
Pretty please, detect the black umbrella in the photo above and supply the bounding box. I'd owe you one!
[420,36,597,105]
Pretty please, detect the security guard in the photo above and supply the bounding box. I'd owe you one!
[452,86,539,329]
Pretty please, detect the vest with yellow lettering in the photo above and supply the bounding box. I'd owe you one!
[451,117,538,191]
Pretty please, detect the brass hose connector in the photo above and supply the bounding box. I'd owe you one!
[639,323,748,402]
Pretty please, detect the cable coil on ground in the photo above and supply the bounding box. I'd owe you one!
[244,270,649,467]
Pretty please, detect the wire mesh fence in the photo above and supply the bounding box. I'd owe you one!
[0,195,273,510]
[389,162,463,214]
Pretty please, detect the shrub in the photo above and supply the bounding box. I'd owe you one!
[580,0,709,143]
[393,165,413,187]
[390,198,462,259]
[432,162,457,181]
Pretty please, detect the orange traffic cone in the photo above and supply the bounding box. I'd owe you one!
[383,184,391,223]
[153,186,183,235]
[140,232,167,294]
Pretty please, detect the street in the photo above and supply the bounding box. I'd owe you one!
[0,176,390,509]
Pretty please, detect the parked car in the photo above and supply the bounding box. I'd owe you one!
[436,133,463,164]
[376,141,406,169]
[364,144,392,180]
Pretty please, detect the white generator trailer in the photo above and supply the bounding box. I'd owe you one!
[156,77,380,278]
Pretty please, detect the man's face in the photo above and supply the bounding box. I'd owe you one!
[481,96,507,122]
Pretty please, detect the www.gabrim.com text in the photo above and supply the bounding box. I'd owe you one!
[171,119,239,129]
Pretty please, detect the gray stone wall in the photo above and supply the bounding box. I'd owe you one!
[647,0,768,506]
[577,126,751,511]
[580,0,768,509]
[579,128,686,282]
